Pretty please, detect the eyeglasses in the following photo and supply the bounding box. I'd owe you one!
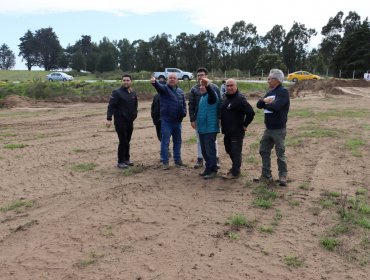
[197,73,206,77]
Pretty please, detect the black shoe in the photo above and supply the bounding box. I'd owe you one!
[124,160,134,166]
[253,176,274,184]
[175,161,187,167]
[193,158,203,169]
[199,170,207,177]
[203,172,217,180]
[117,162,128,169]
[278,176,287,187]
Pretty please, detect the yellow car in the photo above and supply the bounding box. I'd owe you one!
[287,71,320,82]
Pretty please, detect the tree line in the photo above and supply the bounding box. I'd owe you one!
[0,10,369,78]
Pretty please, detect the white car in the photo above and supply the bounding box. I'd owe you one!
[46,72,73,81]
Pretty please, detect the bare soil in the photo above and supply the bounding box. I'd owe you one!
[0,80,369,279]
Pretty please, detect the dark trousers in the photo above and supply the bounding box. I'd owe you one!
[199,132,218,174]
[115,121,133,163]
[224,135,244,176]
[155,122,162,141]
[259,128,287,178]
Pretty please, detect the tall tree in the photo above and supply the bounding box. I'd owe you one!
[0,44,16,70]
[71,50,86,72]
[319,12,344,72]
[333,19,370,77]
[256,53,287,74]
[215,27,233,71]
[263,25,286,54]
[18,30,39,71]
[343,11,362,35]
[34,27,62,70]
[149,33,175,70]
[132,39,153,71]
[282,22,316,72]
[117,38,135,72]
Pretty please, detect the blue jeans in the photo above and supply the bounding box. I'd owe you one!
[161,120,182,164]
[199,132,218,174]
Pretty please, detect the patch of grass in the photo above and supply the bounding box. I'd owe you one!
[345,138,365,157]
[328,224,350,236]
[309,206,322,216]
[298,182,310,190]
[0,132,17,137]
[357,218,370,229]
[244,180,253,188]
[122,165,145,176]
[356,188,367,196]
[320,237,340,251]
[322,190,341,198]
[288,199,300,207]
[0,200,33,212]
[358,203,370,215]
[299,127,339,138]
[73,148,87,153]
[74,251,103,269]
[186,135,197,145]
[285,137,303,147]
[319,199,335,209]
[289,109,312,118]
[71,163,97,172]
[226,213,247,227]
[253,198,273,209]
[249,140,260,151]
[316,110,369,120]
[259,226,274,233]
[252,185,278,209]
[283,254,304,268]
[245,155,259,164]
[4,143,27,149]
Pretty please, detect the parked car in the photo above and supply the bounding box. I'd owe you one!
[287,71,320,82]
[152,68,193,81]
[46,72,73,81]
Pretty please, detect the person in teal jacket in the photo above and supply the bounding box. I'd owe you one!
[196,77,220,179]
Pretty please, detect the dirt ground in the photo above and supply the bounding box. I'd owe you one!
[0,81,370,280]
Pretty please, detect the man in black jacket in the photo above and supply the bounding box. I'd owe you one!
[106,74,138,169]
[220,79,255,179]
[255,69,290,186]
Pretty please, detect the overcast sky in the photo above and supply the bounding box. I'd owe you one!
[1,0,369,70]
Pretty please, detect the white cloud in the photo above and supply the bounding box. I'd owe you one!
[2,0,369,35]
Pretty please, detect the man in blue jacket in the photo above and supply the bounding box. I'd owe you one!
[106,74,138,169]
[255,69,290,186]
[196,77,220,179]
[150,73,187,170]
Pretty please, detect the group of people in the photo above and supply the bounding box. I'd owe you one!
[106,68,290,186]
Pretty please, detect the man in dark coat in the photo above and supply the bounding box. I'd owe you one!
[220,79,255,179]
[106,74,138,169]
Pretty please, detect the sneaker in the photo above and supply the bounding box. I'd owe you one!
[175,161,187,167]
[253,176,274,184]
[193,158,203,169]
[203,172,217,180]
[279,176,287,187]
[222,172,239,180]
[124,160,134,166]
[117,162,128,169]
[162,163,170,170]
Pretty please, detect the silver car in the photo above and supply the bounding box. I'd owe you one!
[46,72,73,81]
